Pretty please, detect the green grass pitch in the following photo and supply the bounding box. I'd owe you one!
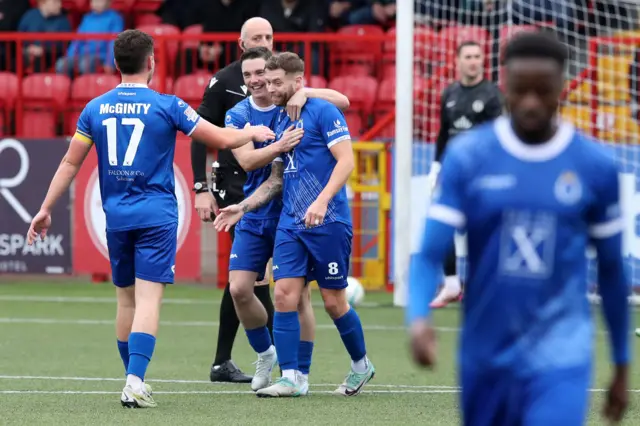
[0,281,637,425]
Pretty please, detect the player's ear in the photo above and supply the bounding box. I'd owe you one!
[238,38,245,51]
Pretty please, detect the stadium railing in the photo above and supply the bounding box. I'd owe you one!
[0,31,394,289]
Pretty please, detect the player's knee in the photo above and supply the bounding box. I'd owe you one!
[229,279,253,305]
[274,279,303,311]
[321,290,349,319]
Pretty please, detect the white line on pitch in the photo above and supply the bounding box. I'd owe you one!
[0,375,458,389]
[0,317,439,332]
[0,295,383,308]
[0,389,637,395]
[0,390,459,395]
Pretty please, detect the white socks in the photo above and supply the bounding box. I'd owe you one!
[282,369,297,382]
[259,345,276,357]
[444,275,462,295]
[126,374,143,392]
[351,356,369,374]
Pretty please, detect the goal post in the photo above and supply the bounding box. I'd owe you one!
[393,1,640,306]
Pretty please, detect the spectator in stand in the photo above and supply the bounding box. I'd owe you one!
[259,0,328,74]
[18,0,71,73]
[327,1,365,28]
[157,0,205,30]
[348,0,396,27]
[182,0,259,74]
[0,0,30,70]
[55,0,124,77]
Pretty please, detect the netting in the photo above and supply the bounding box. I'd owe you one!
[401,0,640,301]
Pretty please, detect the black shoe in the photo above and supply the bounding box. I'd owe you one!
[209,360,253,383]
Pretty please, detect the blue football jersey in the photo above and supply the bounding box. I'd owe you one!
[225,97,282,219]
[431,116,623,375]
[274,98,352,230]
[75,83,201,232]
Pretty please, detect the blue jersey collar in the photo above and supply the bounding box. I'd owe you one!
[117,83,148,88]
[495,116,575,162]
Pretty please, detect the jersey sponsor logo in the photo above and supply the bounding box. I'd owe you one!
[283,151,297,174]
[84,165,191,260]
[453,116,473,130]
[472,100,485,113]
[327,119,349,138]
[473,174,517,190]
[99,103,151,115]
[498,210,556,279]
[446,101,456,108]
[184,106,199,123]
[554,171,582,206]
[209,77,218,88]
[230,253,238,259]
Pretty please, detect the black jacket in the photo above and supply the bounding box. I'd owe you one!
[435,79,503,162]
[191,60,247,206]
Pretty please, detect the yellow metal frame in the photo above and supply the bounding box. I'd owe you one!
[349,142,390,290]
[269,142,390,290]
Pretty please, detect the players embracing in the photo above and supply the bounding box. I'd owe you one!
[212,46,351,395]
[216,51,375,397]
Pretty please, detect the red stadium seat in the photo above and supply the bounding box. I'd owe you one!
[384,27,436,79]
[329,75,378,137]
[149,76,175,94]
[0,72,18,135]
[374,77,430,139]
[174,74,209,107]
[182,24,204,50]
[136,24,181,70]
[306,75,327,89]
[67,74,120,135]
[135,13,162,27]
[22,74,71,138]
[109,0,136,12]
[332,25,385,78]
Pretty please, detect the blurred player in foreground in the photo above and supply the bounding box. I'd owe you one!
[26,29,274,409]
[407,32,630,425]
[429,40,503,308]
[213,46,349,393]
[250,52,374,398]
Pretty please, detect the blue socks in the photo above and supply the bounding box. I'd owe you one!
[117,340,129,372]
[246,325,272,354]
[273,311,300,371]
[127,332,156,380]
[334,308,367,362]
[298,341,314,375]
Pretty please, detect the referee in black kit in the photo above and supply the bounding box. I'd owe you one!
[428,40,503,308]
[191,17,275,383]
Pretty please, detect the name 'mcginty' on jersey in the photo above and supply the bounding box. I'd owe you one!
[75,83,201,232]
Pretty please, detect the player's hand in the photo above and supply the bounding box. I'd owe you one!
[213,204,245,232]
[603,365,628,424]
[27,210,51,245]
[304,199,328,228]
[409,320,437,368]
[195,191,218,222]
[276,125,303,153]
[248,125,275,142]
[286,89,308,121]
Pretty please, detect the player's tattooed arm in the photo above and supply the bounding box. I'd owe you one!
[239,161,284,213]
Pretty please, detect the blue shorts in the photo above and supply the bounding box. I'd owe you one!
[273,222,352,290]
[106,222,178,287]
[229,217,278,281]
[461,365,591,426]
